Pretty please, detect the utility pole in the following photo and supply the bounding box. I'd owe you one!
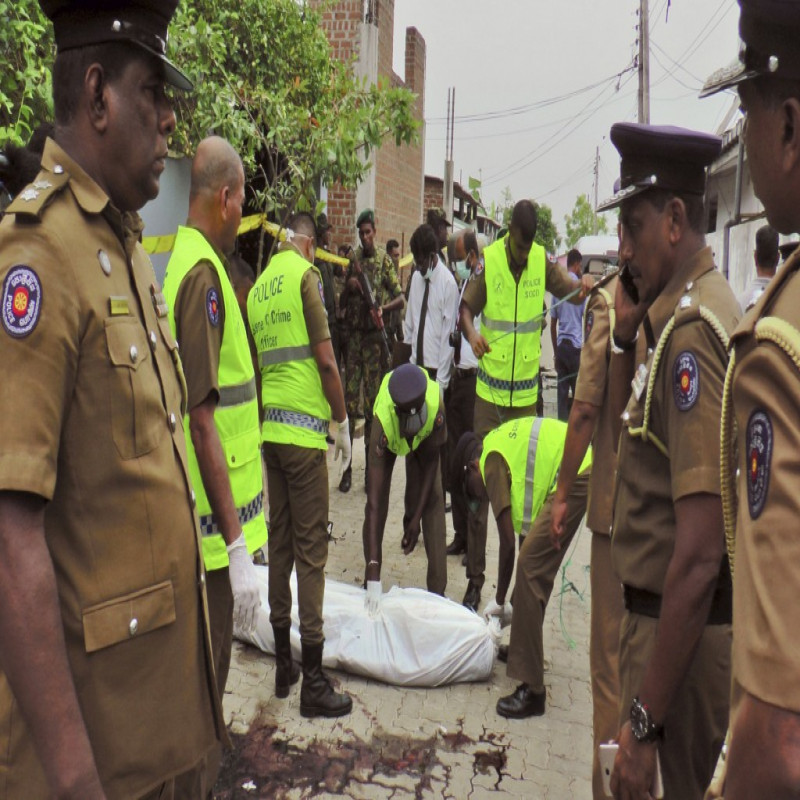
[443,87,455,225]
[593,146,600,233]
[638,0,650,124]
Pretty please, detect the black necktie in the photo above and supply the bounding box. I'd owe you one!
[416,276,431,367]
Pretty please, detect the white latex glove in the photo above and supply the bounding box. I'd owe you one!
[227,532,260,635]
[482,599,513,628]
[334,415,352,472]
[365,580,382,617]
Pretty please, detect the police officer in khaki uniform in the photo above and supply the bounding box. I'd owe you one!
[363,363,448,609]
[248,211,353,718]
[600,124,738,800]
[454,419,590,719]
[0,2,223,797]
[703,3,800,796]
[550,272,625,800]
[459,199,593,611]
[162,137,267,796]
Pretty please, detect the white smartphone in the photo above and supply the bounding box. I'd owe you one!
[598,742,664,798]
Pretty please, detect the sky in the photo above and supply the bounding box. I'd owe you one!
[392,0,740,247]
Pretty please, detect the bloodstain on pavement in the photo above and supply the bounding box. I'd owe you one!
[213,709,508,799]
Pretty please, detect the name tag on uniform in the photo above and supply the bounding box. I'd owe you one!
[109,296,130,316]
[631,363,648,402]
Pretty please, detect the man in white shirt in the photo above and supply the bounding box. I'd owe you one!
[737,224,779,313]
[445,229,483,557]
[404,224,459,391]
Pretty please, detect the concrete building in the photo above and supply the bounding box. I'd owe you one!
[314,0,426,256]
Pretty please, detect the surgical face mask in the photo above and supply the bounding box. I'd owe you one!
[397,401,428,438]
[455,259,470,281]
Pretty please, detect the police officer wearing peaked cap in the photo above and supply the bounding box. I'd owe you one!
[703,3,800,798]
[600,123,739,800]
[0,1,223,798]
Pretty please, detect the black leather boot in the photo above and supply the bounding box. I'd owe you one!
[300,641,352,718]
[273,625,300,699]
[338,466,352,493]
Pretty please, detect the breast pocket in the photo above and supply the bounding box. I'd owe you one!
[104,317,164,459]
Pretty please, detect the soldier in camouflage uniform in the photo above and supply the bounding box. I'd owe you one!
[339,209,404,492]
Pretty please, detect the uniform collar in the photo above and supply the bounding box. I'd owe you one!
[645,246,715,342]
[41,138,144,256]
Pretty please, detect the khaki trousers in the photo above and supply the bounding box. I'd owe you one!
[466,397,537,590]
[618,611,731,800]
[506,470,589,691]
[589,533,624,800]
[263,443,329,645]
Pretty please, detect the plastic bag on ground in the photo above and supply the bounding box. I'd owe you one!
[235,566,500,687]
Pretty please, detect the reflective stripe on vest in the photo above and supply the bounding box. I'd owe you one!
[477,236,545,408]
[162,226,268,570]
[263,407,329,435]
[248,248,331,450]
[480,416,591,534]
[199,492,264,537]
[373,369,441,457]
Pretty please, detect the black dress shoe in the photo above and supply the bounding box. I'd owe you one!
[446,539,466,556]
[461,554,468,567]
[338,467,351,493]
[462,582,481,613]
[497,644,508,663]
[496,683,546,719]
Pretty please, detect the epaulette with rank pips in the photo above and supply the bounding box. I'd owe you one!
[5,171,70,223]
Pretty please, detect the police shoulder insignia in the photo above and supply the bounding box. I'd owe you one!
[2,265,42,339]
[206,287,220,327]
[672,350,699,411]
[584,310,594,338]
[434,411,445,429]
[318,280,325,305]
[474,262,484,277]
[376,433,389,457]
[746,409,772,519]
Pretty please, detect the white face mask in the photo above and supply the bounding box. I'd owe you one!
[455,260,471,281]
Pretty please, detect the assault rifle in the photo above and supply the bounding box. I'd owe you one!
[347,247,392,361]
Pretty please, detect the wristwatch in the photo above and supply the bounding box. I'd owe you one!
[630,697,664,743]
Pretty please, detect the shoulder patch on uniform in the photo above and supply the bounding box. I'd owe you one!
[434,410,445,430]
[672,350,699,411]
[2,266,42,339]
[584,310,594,338]
[376,433,389,457]
[474,262,484,277]
[318,279,325,305]
[746,410,772,520]
[206,287,220,327]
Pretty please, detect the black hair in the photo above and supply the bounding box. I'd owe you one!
[755,224,780,269]
[566,248,582,267]
[751,75,800,111]
[409,223,438,263]
[287,210,317,242]
[386,238,400,251]
[1,144,43,198]
[644,188,706,235]
[463,229,479,256]
[52,42,143,125]
[510,200,538,244]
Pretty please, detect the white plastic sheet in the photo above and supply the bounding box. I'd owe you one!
[235,566,501,687]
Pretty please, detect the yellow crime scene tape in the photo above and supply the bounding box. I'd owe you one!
[142,213,350,267]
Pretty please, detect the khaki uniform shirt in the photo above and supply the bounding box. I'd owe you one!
[611,248,739,594]
[0,140,221,798]
[727,251,800,714]
[462,239,580,316]
[343,245,401,332]
[573,277,618,535]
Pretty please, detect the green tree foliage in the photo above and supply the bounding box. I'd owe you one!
[564,193,609,248]
[0,1,53,146]
[533,203,561,256]
[170,0,419,232]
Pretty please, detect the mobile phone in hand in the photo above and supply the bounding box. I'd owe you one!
[598,742,663,798]
[619,264,640,304]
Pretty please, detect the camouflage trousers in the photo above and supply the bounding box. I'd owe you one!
[345,330,388,447]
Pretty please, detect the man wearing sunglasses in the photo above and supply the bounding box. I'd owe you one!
[453,418,590,719]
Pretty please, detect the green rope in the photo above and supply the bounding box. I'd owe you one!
[555,522,590,650]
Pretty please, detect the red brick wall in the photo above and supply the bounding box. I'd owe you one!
[424,179,444,216]
[315,1,426,258]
